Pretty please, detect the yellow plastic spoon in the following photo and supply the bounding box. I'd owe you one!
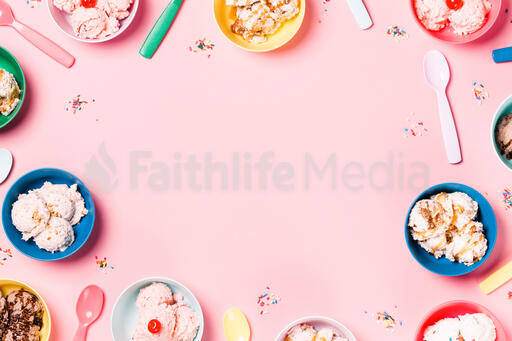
[223,308,251,341]
[480,260,512,294]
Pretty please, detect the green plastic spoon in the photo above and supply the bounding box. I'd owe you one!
[139,0,183,59]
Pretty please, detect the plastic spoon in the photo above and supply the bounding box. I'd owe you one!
[423,50,462,164]
[0,148,12,184]
[223,308,251,341]
[480,261,512,294]
[73,285,104,341]
[139,0,183,59]
[346,0,372,29]
[0,0,74,68]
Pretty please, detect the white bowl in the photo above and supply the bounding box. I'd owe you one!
[111,277,204,341]
[47,0,139,43]
[275,316,357,341]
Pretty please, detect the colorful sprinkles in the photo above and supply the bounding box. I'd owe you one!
[188,39,215,58]
[404,112,428,137]
[0,248,13,266]
[66,95,94,114]
[318,0,331,23]
[257,287,281,315]
[503,189,512,209]
[472,82,488,104]
[377,311,399,329]
[387,26,408,41]
[95,256,114,272]
[25,0,41,7]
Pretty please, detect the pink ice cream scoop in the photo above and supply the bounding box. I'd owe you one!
[70,7,119,38]
[132,283,200,341]
[53,0,81,13]
[97,0,133,19]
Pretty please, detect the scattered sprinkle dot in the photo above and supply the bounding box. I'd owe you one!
[25,0,41,7]
[188,38,215,58]
[387,26,408,41]
[404,112,428,137]
[257,287,280,316]
[472,82,488,104]
[318,0,331,23]
[377,311,399,329]
[66,95,93,114]
[95,256,114,273]
[0,248,13,266]
[503,189,512,209]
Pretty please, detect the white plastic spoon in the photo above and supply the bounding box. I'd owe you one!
[423,50,462,164]
[0,149,12,184]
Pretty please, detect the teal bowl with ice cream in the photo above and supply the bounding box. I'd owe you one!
[491,94,512,171]
[0,46,25,128]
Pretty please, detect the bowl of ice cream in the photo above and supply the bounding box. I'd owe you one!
[491,94,512,171]
[0,47,25,129]
[48,0,139,43]
[275,316,357,341]
[111,277,204,341]
[214,0,306,52]
[0,279,51,341]
[416,301,506,341]
[405,183,497,276]
[411,0,501,43]
[1,168,95,261]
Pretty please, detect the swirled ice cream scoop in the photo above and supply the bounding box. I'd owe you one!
[132,283,200,341]
[409,192,488,266]
[285,324,348,341]
[415,0,491,35]
[424,313,496,341]
[0,69,21,116]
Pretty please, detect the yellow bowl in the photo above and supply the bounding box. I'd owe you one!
[213,0,306,52]
[0,279,52,341]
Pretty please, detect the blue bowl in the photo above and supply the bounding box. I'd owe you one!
[2,168,95,261]
[111,277,204,341]
[405,183,497,276]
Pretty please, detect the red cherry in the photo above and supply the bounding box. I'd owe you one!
[81,0,97,8]
[147,319,161,334]
[445,0,464,10]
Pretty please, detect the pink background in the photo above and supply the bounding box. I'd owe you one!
[1,0,512,339]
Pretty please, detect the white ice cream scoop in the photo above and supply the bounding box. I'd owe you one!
[0,148,12,184]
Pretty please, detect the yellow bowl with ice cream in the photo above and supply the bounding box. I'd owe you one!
[0,279,51,341]
[213,0,306,52]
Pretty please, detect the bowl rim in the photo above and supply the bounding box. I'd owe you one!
[0,278,52,340]
[111,276,205,341]
[409,0,502,44]
[274,315,357,341]
[0,46,26,129]
[1,167,96,261]
[490,94,512,172]
[414,300,506,340]
[46,0,139,44]
[404,182,497,276]
[212,0,306,52]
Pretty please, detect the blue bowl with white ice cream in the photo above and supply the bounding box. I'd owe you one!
[2,168,95,261]
[405,183,497,276]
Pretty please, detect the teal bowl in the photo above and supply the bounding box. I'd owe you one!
[0,46,25,128]
[491,94,512,171]
[405,183,497,276]
[111,277,204,341]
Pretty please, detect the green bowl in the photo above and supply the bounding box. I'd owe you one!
[0,46,25,129]
[491,95,512,171]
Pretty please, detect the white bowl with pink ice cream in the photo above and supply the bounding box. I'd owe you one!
[111,277,204,341]
[48,0,139,43]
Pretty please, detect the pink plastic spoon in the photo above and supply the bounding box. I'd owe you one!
[0,0,74,68]
[73,285,104,341]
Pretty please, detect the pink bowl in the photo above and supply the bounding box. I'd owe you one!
[410,0,502,43]
[415,301,507,340]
